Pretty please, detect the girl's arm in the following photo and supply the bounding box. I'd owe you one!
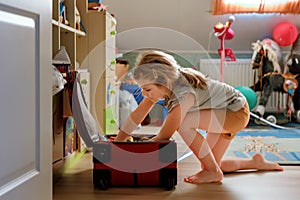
[151,92,195,141]
[115,97,156,141]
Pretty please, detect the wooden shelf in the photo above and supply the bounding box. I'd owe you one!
[52,0,119,168]
[52,19,86,36]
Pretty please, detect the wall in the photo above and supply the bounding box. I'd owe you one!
[105,0,300,54]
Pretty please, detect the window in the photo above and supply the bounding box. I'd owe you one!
[212,0,300,15]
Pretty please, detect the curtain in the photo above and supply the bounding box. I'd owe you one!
[212,0,300,15]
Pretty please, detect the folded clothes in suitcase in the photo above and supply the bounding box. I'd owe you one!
[72,78,177,190]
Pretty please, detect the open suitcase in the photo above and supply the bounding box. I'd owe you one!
[72,78,177,190]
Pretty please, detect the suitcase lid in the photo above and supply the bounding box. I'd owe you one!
[72,77,107,147]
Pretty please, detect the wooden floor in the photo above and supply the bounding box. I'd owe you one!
[53,131,300,200]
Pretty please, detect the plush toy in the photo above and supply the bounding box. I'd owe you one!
[88,0,103,8]
[213,16,236,62]
[52,65,66,95]
[75,6,81,31]
[88,0,107,11]
[59,0,69,25]
[108,135,134,142]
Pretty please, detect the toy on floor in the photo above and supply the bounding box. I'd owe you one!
[235,86,257,110]
[250,38,285,124]
[213,15,236,82]
[250,35,300,124]
[284,33,300,122]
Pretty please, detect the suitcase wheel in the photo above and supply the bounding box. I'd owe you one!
[97,178,109,190]
[165,177,176,190]
[93,169,111,190]
[159,168,177,190]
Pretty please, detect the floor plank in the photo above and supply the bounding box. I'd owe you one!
[53,128,300,200]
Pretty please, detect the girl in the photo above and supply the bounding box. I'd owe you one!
[115,50,283,184]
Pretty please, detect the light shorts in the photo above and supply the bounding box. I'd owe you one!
[221,103,250,139]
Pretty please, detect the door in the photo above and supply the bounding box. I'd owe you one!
[0,0,52,199]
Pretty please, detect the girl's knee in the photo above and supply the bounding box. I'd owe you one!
[177,120,194,135]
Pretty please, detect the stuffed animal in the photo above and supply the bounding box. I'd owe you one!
[75,6,81,31]
[88,0,103,9]
[52,65,67,95]
[213,16,236,62]
[59,0,69,25]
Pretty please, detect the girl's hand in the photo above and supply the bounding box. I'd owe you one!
[139,136,151,141]
[139,135,157,142]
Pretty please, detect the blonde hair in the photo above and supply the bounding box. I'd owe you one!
[133,50,207,90]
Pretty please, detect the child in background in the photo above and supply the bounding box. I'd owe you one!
[115,50,283,184]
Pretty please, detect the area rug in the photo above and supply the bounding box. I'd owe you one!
[227,126,300,164]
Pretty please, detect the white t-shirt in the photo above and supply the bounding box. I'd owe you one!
[166,78,246,112]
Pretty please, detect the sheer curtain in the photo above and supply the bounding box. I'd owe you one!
[212,0,300,15]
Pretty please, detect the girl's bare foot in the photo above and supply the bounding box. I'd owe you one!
[184,169,224,184]
[252,153,284,171]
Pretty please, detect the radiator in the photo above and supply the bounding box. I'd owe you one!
[199,59,287,112]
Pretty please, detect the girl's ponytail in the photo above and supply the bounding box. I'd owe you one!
[179,68,208,89]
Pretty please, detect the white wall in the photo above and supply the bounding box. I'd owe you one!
[105,0,300,53]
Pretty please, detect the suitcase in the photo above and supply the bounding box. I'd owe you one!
[72,77,177,190]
